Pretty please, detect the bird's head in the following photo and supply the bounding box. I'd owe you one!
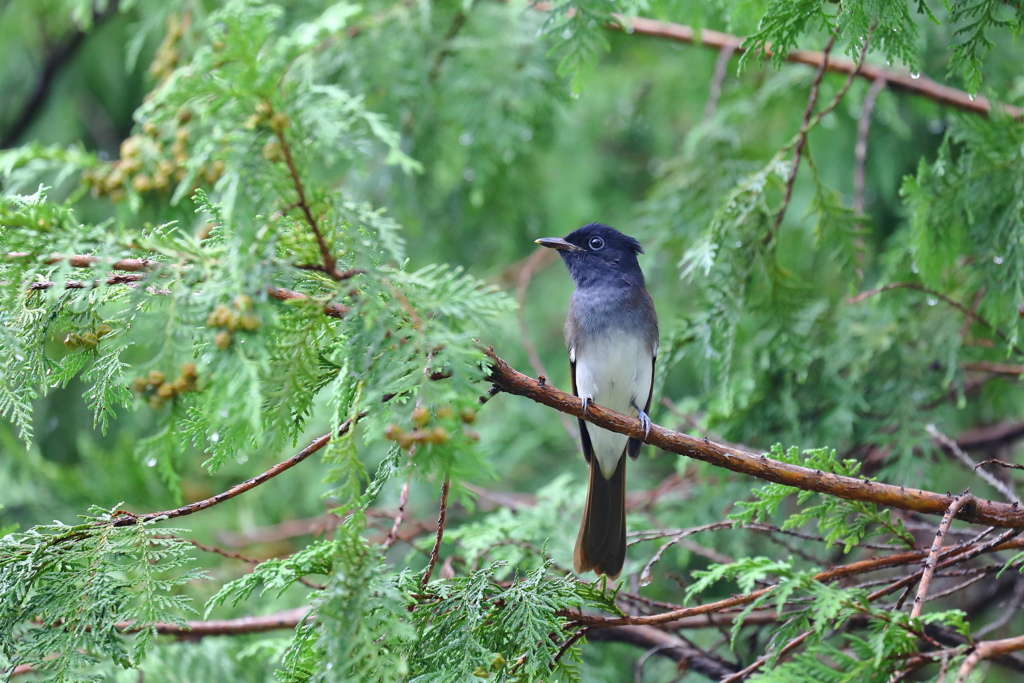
[535,223,645,289]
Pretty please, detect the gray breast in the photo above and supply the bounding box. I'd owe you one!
[565,286,659,354]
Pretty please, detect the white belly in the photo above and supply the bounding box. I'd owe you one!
[574,331,654,478]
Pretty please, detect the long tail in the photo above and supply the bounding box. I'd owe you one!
[573,454,626,579]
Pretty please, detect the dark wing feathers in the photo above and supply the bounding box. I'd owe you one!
[570,358,593,464]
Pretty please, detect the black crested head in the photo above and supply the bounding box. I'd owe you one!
[535,223,646,290]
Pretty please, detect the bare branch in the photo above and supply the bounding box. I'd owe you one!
[852,76,886,280]
[911,492,973,619]
[422,475,451,587]
[928,424,1020,503]
[769,33,836,241]
[704,44,737,122]
[484,350,1024,529]
[847,282,1024,356]
[111,419,354,527]
[382,476,411,551]
[955,633,1024,683]
[603,15,1023,119]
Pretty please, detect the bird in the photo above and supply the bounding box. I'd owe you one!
[535,223,659,579]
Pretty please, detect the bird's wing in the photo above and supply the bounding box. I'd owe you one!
[627,353,656,461]
[570,353,594,464]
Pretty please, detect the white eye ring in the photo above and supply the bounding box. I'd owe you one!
[588,236,605,250]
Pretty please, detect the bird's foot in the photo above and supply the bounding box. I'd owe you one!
[581,394,593,414]
[633,403,651,437]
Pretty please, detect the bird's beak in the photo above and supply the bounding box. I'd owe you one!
[535,237,580,252]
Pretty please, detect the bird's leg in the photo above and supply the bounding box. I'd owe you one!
[631,400,651,438]
[580,394,593,414]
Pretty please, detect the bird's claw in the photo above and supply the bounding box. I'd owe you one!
[581,394,592,414]
[637,409,651,438]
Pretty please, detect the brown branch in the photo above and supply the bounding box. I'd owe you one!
[847,282,1024,356]
[912,492,973,619]
[704,44,737,122]
[382,476,411,551]
[585,625,740,680]
[5,252,159,271]
[976,459,1024,472]
[111,419,353,527]
[603,15,1023,120]
[721,628,813,683]
[422,474,451,587]
[559,535,1024,629]
[182,538,324,590]
[269,104,338,279]
[484,350,1024,530]
[265,287,351,318]
[28,273,147,290]
[852,76,887,280]
[955,633,1024,682]
[964,361,1024,375]
[769,33,836,241]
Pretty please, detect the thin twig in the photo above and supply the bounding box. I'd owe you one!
[182,537,324,590]
[975,459,1024,472]
[111,419,354,527]
[768,33,835,241]
[704,44,737,122]
[269,102,338,279]
[422,475,451,587]
[720,628,813,682]
[382,476,411,551]
[847,282,1024,356]
[917,491,970,618]
[963,361,1024,375]
[928,424,1020,503]
[852,76,886,280]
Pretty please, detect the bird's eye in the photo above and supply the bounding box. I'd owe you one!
[588,236,605,250]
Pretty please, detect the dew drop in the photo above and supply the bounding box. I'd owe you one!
[210,432,220,443]
[969,94,976,102]
[561,28,572,40]
[570,92,580,100]
[463,169,475,182]
[146,458,157,467]
[624,24,634,34]
[458,132,473,146]
[994,255,1004,265]
[520,128,533,142]
[927,298,938,306]
[911,261,919,274]
[910,72,920,80]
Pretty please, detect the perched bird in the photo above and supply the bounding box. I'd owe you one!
[536,223,659,579]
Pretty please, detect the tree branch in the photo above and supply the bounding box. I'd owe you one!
[911,492,973,619]
[422,474,451,587]
[603,15,1023,120]
[484,349,1024,530]
[769,33,835,241]
[111,419,354,527]
[586,625,739,680]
